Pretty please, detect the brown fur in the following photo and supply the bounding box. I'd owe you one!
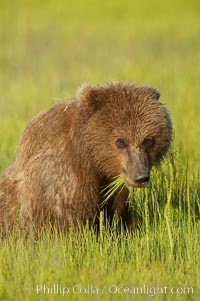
[0,82,172,234]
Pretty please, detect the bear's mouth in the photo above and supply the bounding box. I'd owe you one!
[122,175,150,189]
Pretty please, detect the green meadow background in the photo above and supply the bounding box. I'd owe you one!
[0,0,199,300]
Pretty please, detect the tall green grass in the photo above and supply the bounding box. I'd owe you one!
[0,156,199,301]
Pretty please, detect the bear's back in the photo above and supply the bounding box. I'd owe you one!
[14,100,76,169]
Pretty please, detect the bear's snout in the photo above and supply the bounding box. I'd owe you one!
[133,172,150,186]
[122,148,150,188]
[123,169,150,188]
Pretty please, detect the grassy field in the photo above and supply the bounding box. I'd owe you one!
[0,0,200,300]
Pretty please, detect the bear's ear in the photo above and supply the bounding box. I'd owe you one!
[76,83,102,111]
[153,89,160,100]
[136,86,160,101]
[150,87,160,100]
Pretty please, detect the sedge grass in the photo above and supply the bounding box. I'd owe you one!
[100,175,125,208]
[0,155,199,301]
[101,175,134,208]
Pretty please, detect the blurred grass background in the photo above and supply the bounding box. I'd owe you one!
[0,2,200,301]
[0,0,200,171]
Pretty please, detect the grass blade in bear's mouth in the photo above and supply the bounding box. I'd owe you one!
[101,176,125,207]
[101,175,137,206]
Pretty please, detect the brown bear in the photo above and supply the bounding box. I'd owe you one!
[0,82,172,234]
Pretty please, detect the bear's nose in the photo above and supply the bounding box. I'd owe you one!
[133,173,150,184]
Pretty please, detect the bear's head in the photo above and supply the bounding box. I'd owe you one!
[76,82,173,188]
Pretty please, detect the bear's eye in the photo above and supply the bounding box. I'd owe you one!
[116,138,128,149]
[142,137,154,148]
